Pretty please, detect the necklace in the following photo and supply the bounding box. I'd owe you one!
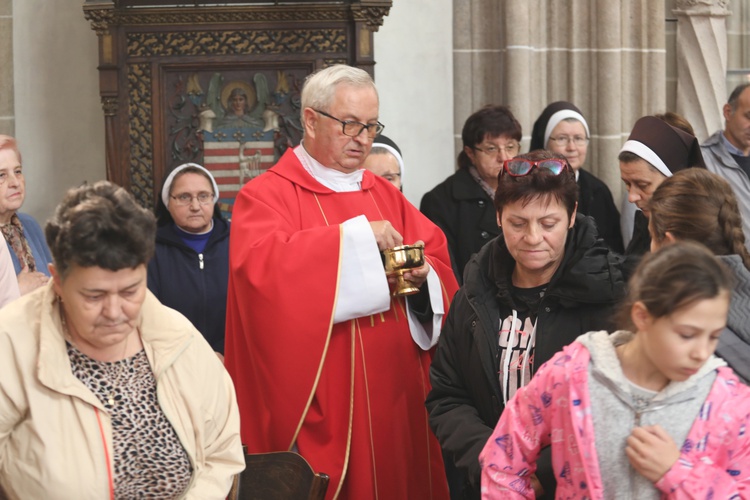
[60,305,131,407]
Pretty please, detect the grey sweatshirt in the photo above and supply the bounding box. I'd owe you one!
[577,330,725,500]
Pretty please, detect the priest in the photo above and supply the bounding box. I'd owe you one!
[225,64,459,499]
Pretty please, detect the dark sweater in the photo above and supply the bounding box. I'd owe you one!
[147,218,230,353]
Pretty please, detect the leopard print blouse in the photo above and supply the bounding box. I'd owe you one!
[68,344,193,499]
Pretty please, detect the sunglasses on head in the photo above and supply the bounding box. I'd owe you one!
[501,158,570,177]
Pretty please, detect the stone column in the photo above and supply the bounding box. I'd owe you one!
[673,0,731,142]
[0,0,13,136]
[453,1,505,158]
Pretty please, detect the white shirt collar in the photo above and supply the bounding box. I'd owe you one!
[294,142,364,192]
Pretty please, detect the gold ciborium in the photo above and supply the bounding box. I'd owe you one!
[382,244,425,297]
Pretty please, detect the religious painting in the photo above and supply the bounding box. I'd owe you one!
[164,66,310,217]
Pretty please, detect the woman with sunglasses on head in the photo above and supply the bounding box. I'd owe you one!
[481,241,750,499]
[426,150,626,499]
[148,163,230,360]
[649,168,750,383]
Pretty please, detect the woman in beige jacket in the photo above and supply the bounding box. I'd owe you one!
[0,181,244,499]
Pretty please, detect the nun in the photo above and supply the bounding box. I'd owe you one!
[618,115,706,264]
[362,134,405,190]
[530,101,623,252]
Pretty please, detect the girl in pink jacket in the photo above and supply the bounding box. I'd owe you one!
[480,241,750,499]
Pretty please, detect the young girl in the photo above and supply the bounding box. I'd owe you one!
[480,241,750,499]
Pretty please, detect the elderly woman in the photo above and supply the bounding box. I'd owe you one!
[530,101,623,252]
[0,181,243,499]
[0,135,52,295]
[148,163,229,356]
[421,105,522,283]
[426,150,626,499]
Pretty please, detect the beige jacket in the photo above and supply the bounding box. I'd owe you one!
[0,242,19,309]
[0,284,244,499]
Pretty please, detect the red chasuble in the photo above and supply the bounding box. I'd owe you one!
[225,149,459,499]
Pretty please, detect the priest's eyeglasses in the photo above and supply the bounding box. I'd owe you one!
[314,109,385,138]
[501,158,570,177]
[171,192,214,206]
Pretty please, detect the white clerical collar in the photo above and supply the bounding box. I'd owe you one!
[295,143,364,193]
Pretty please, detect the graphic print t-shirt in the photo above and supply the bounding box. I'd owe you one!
[497,283,547,404]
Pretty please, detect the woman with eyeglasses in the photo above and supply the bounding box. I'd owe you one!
[426,149,626,499]
[0,135,53,295]
[148,163,230,359]
[421,105,523,283]
[530,101,623,253]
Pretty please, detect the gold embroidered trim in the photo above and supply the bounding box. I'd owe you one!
[356,319,379,499]
[331,319,356,499]
[313,193,330,226]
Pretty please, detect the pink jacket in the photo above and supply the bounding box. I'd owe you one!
[480,340,750,499]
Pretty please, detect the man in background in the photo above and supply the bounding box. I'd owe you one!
[702,83,750,248]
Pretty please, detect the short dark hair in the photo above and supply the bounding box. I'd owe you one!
[493,149,578,218]
[458,105,522,170]
[728,83,750,111]
[45,181,156,278]
[616,241,733,331]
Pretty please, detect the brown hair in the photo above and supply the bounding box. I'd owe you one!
[616,241,733,331]
[493,149,578,218]
[46,181,156,278]
[654,111,695,136]
[648,168,750,270]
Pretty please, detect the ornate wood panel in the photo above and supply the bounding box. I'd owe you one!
[83,0,391,211]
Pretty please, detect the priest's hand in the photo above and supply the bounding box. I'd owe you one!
[370,220,403,250]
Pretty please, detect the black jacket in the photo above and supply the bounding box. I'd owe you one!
[147,218,230,353]
[425,214,625,499]
[578,169,623,253]
[420,168,498,284]
[622,210,651,279]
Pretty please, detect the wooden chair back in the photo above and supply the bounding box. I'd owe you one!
[227,450,329,500]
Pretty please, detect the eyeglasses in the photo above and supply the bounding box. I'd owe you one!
[473,142,520,156]
[171,192,214,206]
[548,135,589,147]
[501,158,570,177]
[313,109,385,138]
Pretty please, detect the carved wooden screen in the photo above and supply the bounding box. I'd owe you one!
[83,0,391,214]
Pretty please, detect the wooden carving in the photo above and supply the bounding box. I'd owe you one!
[83,0,392,210]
